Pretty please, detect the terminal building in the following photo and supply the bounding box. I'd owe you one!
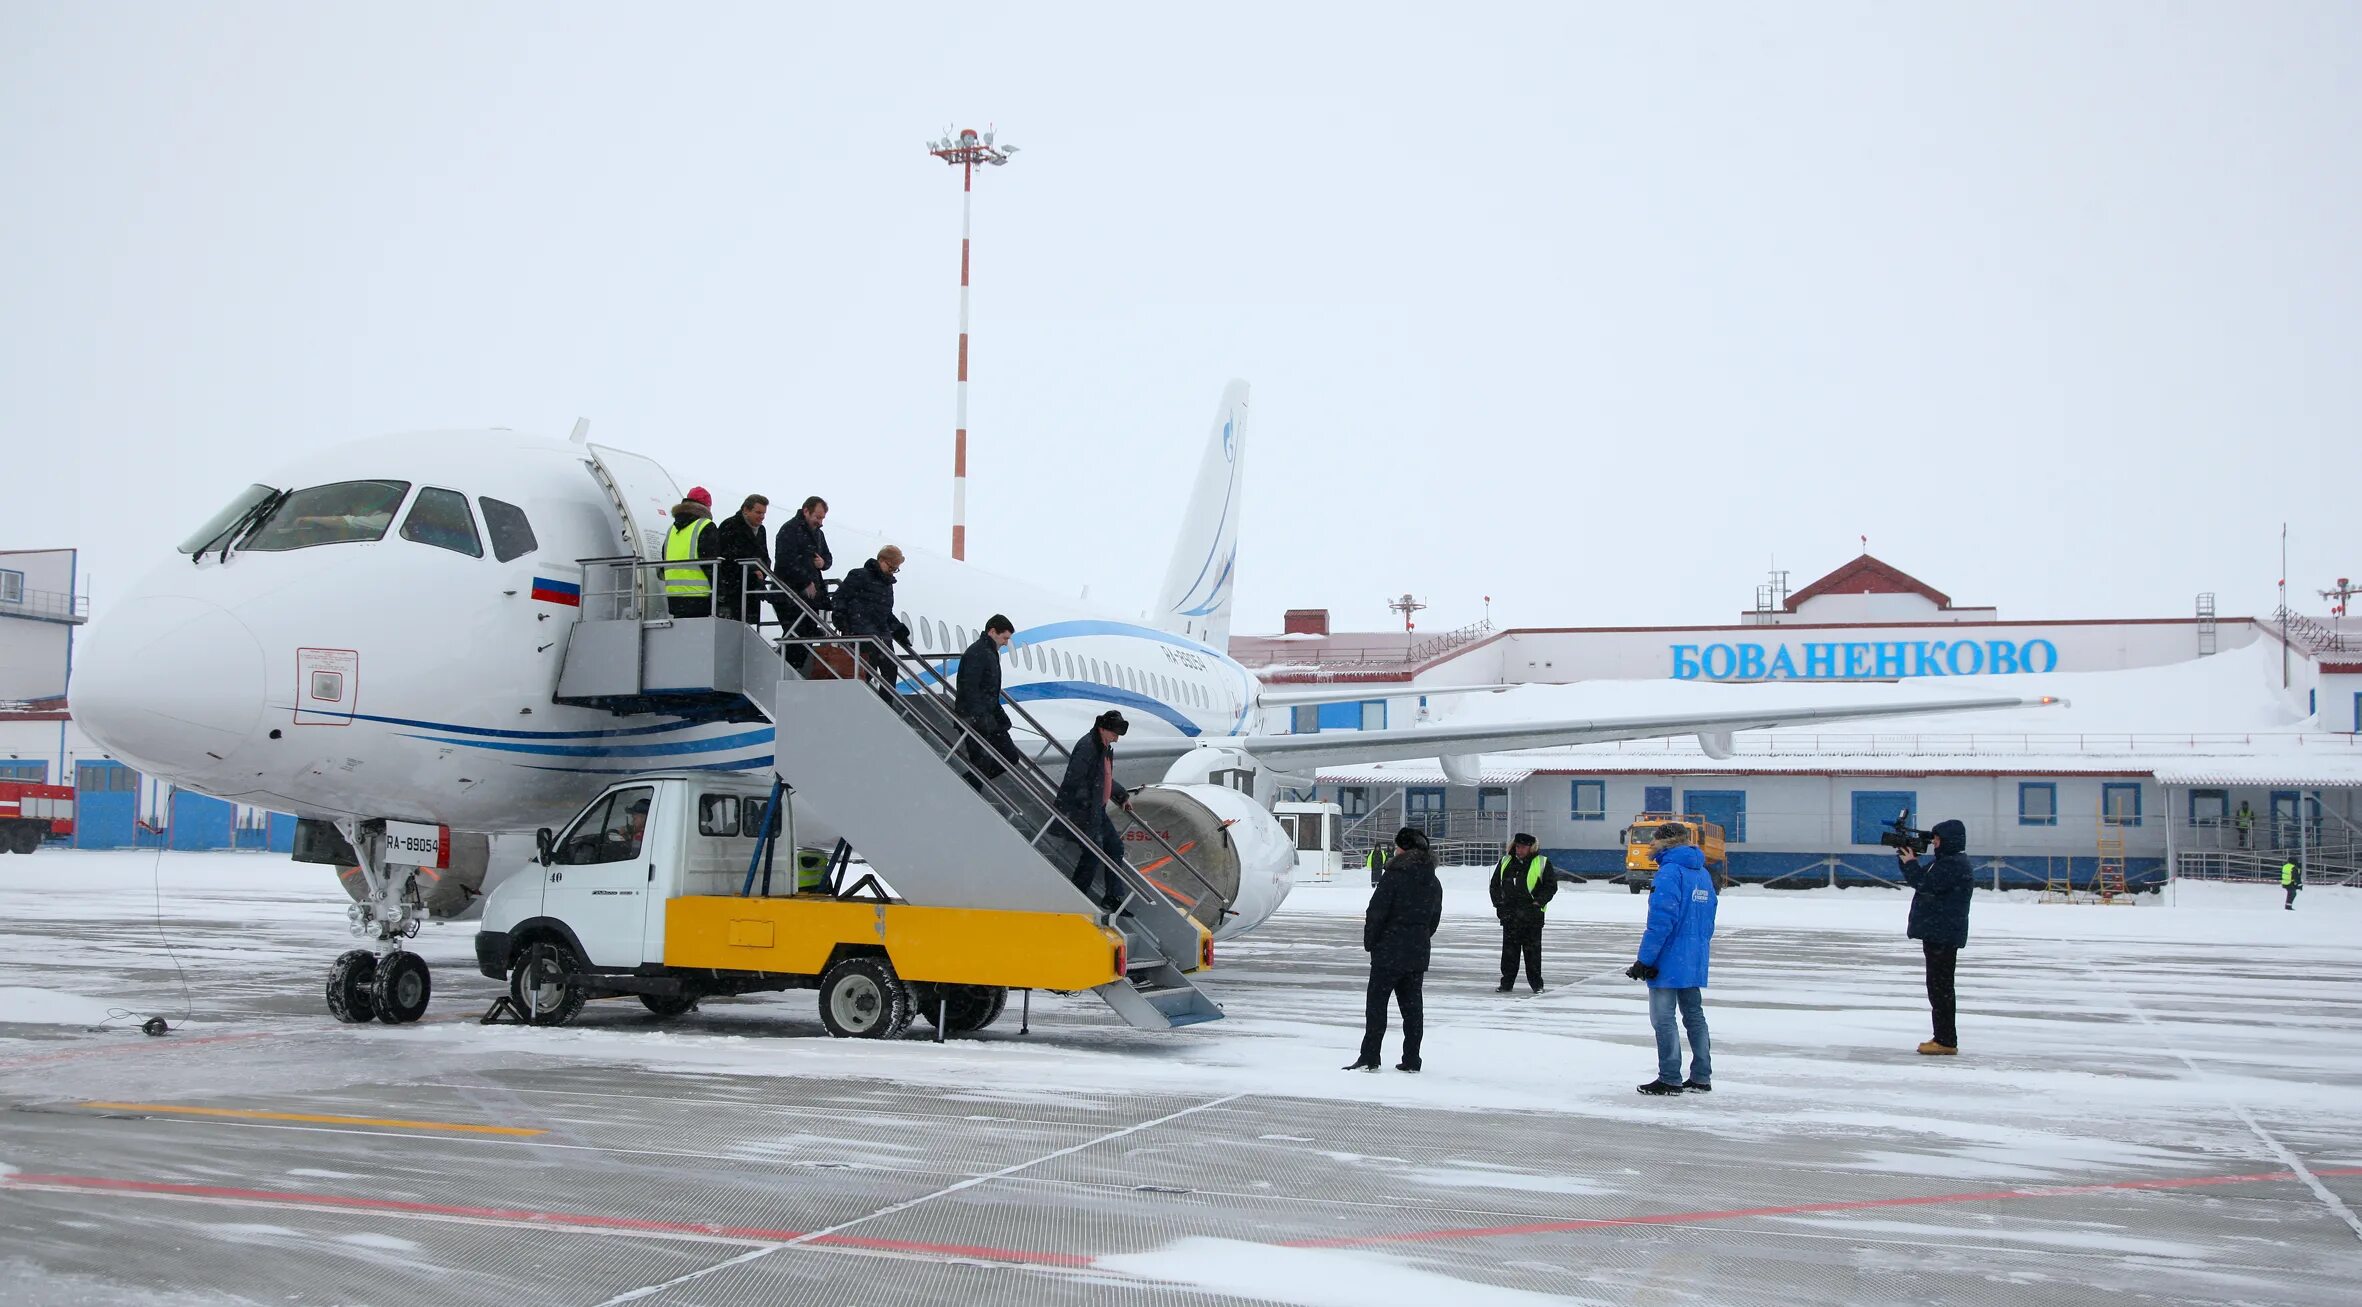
[1235,555,2362,891]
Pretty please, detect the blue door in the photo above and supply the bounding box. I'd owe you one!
[1851,791,1918,845]
[1683,790,1747,843]
[74,760,138,849]
[1406,787,1447,838]
[170,791,235,850]
[1644,785,1673,815]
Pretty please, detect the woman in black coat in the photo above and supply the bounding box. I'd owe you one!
[1348,826,1444,1073]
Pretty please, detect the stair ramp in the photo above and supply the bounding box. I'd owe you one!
[552,555,1225,1030]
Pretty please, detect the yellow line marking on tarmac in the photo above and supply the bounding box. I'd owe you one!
[78,1102,545,1137]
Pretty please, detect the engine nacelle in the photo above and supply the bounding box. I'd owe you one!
[1123,783,1294,941]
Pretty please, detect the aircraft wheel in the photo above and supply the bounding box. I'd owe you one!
[918,984,1006,1035]
[818,956,911,1039]
[639,992,699,1018]
[369,950,432,1024]
[510,938,587,1027]
[325,949,378,1023]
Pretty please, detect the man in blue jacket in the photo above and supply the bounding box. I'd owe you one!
[1629,823,1717,1095]
[1899,818,1974,1054]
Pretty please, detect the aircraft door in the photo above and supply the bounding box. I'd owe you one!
[584,444,683,561]
[542,783,660,968]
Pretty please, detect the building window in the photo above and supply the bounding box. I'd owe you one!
[1478,786,1509,814]
[1291,705,1319,734]
[1682,789,1747,843]
[1360,700,1387,731]
[2102,783,2143,827]
[1851,790,1917,845]
[0,569,21,604]
[2018,782,2057,826]
[1337,786,1370,818]
[0,760,46,782]
[1570,780,1606,821]
[2187,789,2228,827]
[77,760,137,792]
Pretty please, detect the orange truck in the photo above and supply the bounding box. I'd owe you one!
[0,781,74,854]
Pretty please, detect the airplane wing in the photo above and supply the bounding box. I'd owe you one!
[1120,694,2052,773]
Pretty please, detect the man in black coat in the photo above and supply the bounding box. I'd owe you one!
[775,496,834,669]
[1898,817,1974,1055]
[1489,832,1560,992]
[1348,826,1443,1073]
[955,615,1023,781]
[711,494,771,624]
[832,547,908,684]
[1054,711,1133,910]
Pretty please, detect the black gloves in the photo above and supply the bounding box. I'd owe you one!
[1624,961,1658,981]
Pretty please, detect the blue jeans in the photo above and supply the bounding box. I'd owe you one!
[1649,986,1711,1085]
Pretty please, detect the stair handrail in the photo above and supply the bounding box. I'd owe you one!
[755,565,1227,923]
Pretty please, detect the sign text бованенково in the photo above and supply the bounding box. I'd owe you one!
[1669,639,2061,681]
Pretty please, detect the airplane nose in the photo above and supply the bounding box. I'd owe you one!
[74,596,266,778]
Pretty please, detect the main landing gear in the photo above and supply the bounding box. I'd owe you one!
[323,819,433,1025]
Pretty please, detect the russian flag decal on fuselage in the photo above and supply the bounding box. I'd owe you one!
[531,577,581,606]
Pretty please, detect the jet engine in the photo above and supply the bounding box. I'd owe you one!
[1122,784,1294,940]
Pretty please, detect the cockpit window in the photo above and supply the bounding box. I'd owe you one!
[242,481,411,552]
[400,487,483,558]
[478,497,538,563]
[177,484,278,554]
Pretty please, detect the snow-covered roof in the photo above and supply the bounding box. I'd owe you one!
[1316,763,1538,786]
[2149,759,2362,788]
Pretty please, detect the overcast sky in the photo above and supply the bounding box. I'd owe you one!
[4,2,2356,635]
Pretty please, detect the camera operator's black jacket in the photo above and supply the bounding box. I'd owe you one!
[1364,848,1442,974]
[1904,819,1974,949]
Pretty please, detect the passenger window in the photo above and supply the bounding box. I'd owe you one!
[242,480,411,552]
[743,795,780,840]
[553,786,654,865]
[478,497,538,562]
[697,793,740,837]
[400,487,483,558]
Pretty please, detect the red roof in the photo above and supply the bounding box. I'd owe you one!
[1784,554,1955,612]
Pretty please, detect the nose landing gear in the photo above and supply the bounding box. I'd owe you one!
[322,819,435,1025]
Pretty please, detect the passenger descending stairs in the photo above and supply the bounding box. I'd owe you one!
[552,556,1224,1030]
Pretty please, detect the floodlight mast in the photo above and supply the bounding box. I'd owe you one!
[925,125,1018,561]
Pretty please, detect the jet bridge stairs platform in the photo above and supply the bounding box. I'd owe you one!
[551,566,1222,1032]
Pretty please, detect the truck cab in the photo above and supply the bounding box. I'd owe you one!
[476,772,1133,1038]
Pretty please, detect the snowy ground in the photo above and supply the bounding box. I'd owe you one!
[3,852,2359,1305]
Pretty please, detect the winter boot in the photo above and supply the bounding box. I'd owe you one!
[1681,1080,1712,1093]
[1916,1041,1958,1056]
[1636,1080,1685,1096]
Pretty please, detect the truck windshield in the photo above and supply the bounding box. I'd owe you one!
[177,484,279,554]
[241,480,412,552]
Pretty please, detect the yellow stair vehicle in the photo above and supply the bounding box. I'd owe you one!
[1619,812,1731,893]
[473,773,1199,1038]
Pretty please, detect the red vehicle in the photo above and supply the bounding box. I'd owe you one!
[0,781,74,853]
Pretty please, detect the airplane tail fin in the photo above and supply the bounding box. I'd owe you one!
[1157,381,1250,646]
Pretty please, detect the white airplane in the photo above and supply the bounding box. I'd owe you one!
[69,381,2039,1015]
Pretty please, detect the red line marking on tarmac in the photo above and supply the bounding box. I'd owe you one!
[1282,1165,2362,1249]
[2,1173,1082,1266]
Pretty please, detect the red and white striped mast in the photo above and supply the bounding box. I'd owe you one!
[926,124,1018,561]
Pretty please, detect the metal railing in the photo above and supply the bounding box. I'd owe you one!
[0,587,89,623]
[745,557,1231,927]
[1231,618,1497,671]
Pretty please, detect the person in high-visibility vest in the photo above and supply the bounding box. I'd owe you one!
[1489,833,1559,992]
[796,848,832,894]
[1366,846,1388,886]
[662,486,718,618]
[2283,859,2303,911]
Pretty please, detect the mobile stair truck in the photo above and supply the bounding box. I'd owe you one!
[470,554,1230,1038]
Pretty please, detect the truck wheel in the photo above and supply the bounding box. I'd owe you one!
[370,951,432,1024]
[1627,881,1643,895]
[918,985,1006,1035]
[325,950,378,1023]
[510,939,587,1027]
[13,824,39,854]
[639,992,699,1018]
[818,956,911,1039]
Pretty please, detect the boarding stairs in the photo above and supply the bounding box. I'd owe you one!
[552,557,1225,1030]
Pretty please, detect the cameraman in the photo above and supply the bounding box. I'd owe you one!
[1895,818,1974,1056]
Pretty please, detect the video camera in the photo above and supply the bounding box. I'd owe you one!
[1878,810,1935,856]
